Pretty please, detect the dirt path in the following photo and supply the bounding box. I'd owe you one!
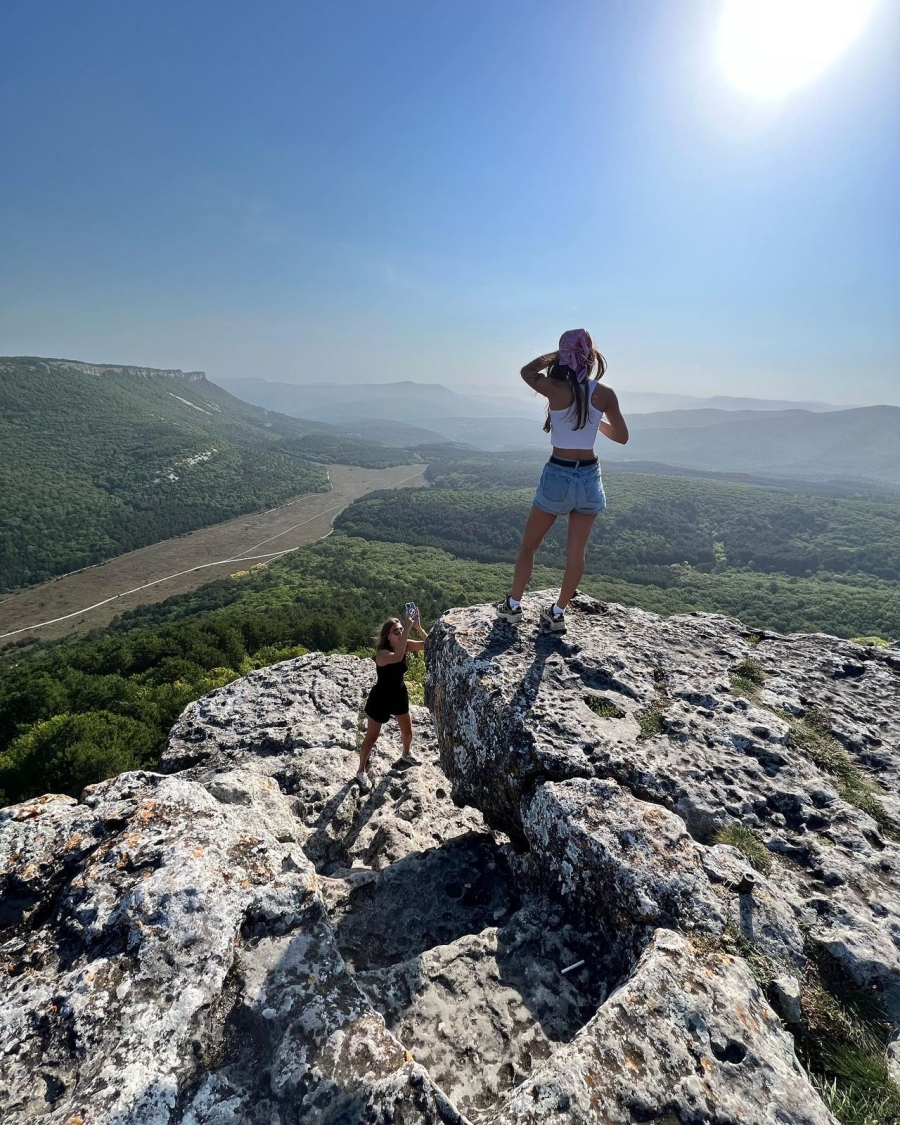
[0,464,425,645]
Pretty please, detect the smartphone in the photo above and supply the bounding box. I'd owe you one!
[404,601,417,618]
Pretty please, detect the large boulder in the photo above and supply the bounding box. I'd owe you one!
[164,652,486,872]
[0,768,461,1122]
[425,595,900,1022]
[7,605,895,1123]
[492,928,834,1125]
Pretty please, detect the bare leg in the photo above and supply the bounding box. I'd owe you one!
[358,717,382,773]
[511,507,558,600]
[558,511,598,609]
[397,711,413,757]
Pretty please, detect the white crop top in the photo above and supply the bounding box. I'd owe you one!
[548,383,604,450]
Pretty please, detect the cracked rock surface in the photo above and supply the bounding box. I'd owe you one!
[5,602,894,1122]
[426,595,900,1026]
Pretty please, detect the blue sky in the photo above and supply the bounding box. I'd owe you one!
[1,0,898,403]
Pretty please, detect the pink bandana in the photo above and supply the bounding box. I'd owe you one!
[558,328,594,382]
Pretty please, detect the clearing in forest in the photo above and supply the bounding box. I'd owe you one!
[0,463,426,645]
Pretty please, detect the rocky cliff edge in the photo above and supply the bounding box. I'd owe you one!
[2,594,899,1124]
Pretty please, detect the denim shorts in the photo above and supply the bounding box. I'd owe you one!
[533,460,606,516]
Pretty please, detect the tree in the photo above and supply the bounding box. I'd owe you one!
[0,711,156,804]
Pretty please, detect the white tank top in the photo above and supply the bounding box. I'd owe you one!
[549,383,604,450]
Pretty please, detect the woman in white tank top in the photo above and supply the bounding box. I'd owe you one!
[497,328,629,633]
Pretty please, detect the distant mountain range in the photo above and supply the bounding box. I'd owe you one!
[219,377,531,422]
[218,376,899,489]
[599,391,846,414]
[604,406,900,489]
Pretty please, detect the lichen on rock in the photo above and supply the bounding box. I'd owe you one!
[3,596,898,1123]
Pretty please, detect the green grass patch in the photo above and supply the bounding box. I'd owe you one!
[634,667,669,737]
[814,1071,900,1125]
[786,709,897,838]
[721,922,776,991]
[713,823,772,874]
[719,929,900,1125]
[635,705,666,739]
[584,694,626,719]
[836,779,896,838]
[798,948,900,1125]
[729,656,768,700]
[851,636,890,647]
[791,709,859,780]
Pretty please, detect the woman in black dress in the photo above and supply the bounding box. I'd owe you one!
[355,609,427,790]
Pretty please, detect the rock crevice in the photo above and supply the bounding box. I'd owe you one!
[3,596,898,1123]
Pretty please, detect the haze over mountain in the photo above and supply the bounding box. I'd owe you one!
[219,376,899,488]
[607,406,900,490]
[219,377,532,423]
[222,377,848,419]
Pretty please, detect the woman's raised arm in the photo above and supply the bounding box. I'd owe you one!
[520,352,558,397]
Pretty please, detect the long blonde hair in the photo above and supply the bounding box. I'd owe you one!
[375,618,400,651]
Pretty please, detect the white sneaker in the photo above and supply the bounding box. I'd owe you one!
[355,771,372,791]
[540,605,567,633]
[496,597,523,624]
[396,754,422,768]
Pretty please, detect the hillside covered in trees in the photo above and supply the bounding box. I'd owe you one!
[2,506,898,808]
[0,357,416,591]
[2,433,898,809]
[339,466,900,589]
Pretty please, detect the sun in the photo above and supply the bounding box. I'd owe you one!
[719,0,878,98]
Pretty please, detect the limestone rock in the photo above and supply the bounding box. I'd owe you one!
[523,776,725,963]
[0,767,463,1124]
[164,653,485,873]
[771,975,803,1025]
[355,906,611,1119]
[492,929,835,1125]
[426,595,900,1023]
[6,607,892,1123]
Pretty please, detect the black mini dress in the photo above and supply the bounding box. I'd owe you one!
[364,653,409,723]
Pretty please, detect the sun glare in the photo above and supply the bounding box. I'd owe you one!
[719,0,877,98]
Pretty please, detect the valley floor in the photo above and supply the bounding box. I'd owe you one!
[0,463,425,645]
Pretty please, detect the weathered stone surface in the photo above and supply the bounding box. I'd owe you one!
[771,975,803,1025]
[7,605,895,1123]
[0,792,100,935]
[426,595,900,1023]
[0,770,301,1121]
[524,777,725,943]
[491,929,835,1125]
[356,904,611,1120]
[163,653,374,775]
[164,653,485,873]
[0,656,494,1123]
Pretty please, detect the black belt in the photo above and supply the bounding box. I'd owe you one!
[549,454,598,468]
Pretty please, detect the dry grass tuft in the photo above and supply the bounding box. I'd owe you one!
[713,823,772,874]
[787,709,897,838]
[730,656,768,700]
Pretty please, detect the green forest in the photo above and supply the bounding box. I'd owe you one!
[2,434,899,809]
[336,470,900,638]
[2,521,897,808]
[0,359,416,591]
[0,536,547,805]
